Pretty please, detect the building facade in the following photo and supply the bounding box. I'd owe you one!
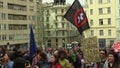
[43,1,79,48]
[84,0,120,48]
[0,0,37,49]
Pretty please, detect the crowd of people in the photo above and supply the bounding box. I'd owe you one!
[0,46,120,68]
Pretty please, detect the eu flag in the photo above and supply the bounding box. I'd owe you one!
[64,0,90,34]
[30,25,37,57]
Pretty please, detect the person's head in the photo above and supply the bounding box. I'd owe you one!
[99,49,107,59]
[108,51,118,63]
[53,50,59,57]
[58,50,66,60]
[13,57,26,68]
[39,51,47,61]
[50,55,59,63]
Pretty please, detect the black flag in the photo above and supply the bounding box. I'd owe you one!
[64,0,90,34]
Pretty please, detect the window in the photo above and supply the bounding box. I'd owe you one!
[90,19,93,26]
[98,0,102,4]
[91,30,94,36]
[29,15,35,20]
[46,10,49,15]
[55,9,57,14]
[61,9,64,13]
[56,31,58,36]
[8,3,26,11]
[99,30,103,36]
[61,16,64,20]
[29,6,34,12]
[0,24,6,30]
[46,23,50,29]
[47,31,50,36]
[108,18,111,25]
[62,31,65,36]
[90,9,93,15]
[8,14,27,20]
[99,8,103,14]
[9,35,14,40]
[8,24,27,30]
[62,23,65,28]
[90,0,93,4]
[110,40,114,47]
[99,19,103,25]
[46,17,49,22]
[107,7,111,14]
[47,40,51,47]
[2,35,6,41]
[56,38,58,42]
[55,23,58,28]
[98,39,106,48]
[55,16,58,20]
[108,29,111,36]
[0,2,3,8]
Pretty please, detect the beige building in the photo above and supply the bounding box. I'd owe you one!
[0,0,37,49]
[84,0,120,48]
[43,1,79,48]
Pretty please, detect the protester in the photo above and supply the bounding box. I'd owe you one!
[6,53,15,68]
[13,57,26,68]
[47,48,53,62]
[66,49,75,68]
[50,55,62,68]
[93,49,108,68]
[58,50,71,68]
[107,51,120,68]
[0,47,8,68]
[36,51,50,68]
[31,49,41,68]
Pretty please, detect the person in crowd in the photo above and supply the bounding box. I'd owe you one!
[36,51,50,68]
[0,47,8,68]
[74,49,83,68]
[47,48,53,62]
[50,55,62,68]
[31,49,41,68]
[94,49,108,68]
[107,51,120,68]
[13,57,26,68]
[66,49,74,68]
[58,50,71,68]
[53,50,59,57]
[6,53,15,68]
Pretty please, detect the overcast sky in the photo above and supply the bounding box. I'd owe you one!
[42,0,84,5]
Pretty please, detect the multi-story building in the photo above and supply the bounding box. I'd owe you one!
[0,0,37,49]
[84,0,120,48]
[43,0,79,48]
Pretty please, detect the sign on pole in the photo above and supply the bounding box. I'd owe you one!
[82,36,101,63]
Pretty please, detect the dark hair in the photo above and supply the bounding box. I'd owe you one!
[58,50,66,59]
[108,51,118,62]
[100,49,107,54]
[53,55,59,63]
[39,52,47,61]
[13,57,26,68]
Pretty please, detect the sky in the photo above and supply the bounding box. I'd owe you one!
[43,0,84,5]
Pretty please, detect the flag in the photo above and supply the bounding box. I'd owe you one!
[64,0,90,34]
[30,25,37,57]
